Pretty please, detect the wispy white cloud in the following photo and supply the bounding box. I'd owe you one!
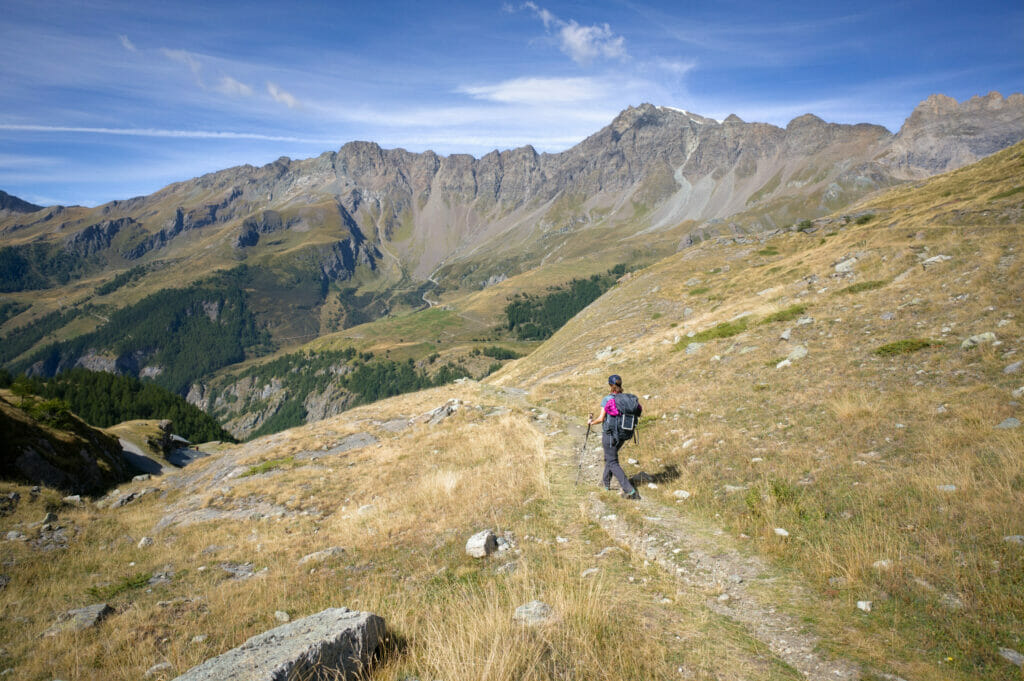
[0,123,331,144]
[216,76,253,97]
[118,34,137,52]
[458,76,605,104]
[161,47,204,85]
[266,81,299,108]
[655,58,698,76]
[522,3,627,64]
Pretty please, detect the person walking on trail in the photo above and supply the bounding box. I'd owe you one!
[587,374,642,500]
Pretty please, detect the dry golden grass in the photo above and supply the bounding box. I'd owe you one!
[492,142,1024,679]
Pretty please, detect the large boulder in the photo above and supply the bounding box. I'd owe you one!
[172,607,384,681]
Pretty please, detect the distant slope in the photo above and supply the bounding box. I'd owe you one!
[0,189,42,215]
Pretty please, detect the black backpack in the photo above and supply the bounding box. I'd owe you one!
[611,393,642,444]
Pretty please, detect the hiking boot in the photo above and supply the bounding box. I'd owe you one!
[622,489,641,500]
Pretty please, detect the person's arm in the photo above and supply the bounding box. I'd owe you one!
[588,407,606,426]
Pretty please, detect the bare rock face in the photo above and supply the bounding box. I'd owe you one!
[172,607,385,681]
[880,92,1024,178]
[466,529,498,558]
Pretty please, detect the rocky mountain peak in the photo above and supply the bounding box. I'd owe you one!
[0,190,43,214]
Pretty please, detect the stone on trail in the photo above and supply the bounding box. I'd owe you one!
[44,603,114,636]
[995,417,1020,429]
[513,600,553,626]
[465,529,498,558]
[171,607,385,681]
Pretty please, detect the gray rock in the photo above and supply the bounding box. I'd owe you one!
[62,494,83,506]
[171,607,384,681]
[466,530,498,558]
[581,567,599,578]
[44,603,114,636]
[133,474,153,482]
[5,531,27,542]
[495,561,518,574]
[936,484,957,492]
[996,417,1021,429]
[880,312,895,321]
[999,647,1024,668]
[786,345,808,362]
[299,547,346,565]
[138,536,154,548]
[856,600,872,612]
[1004,535,1024,545]
[1013,387,1024,399]
[779,328,792,341]
[512,600,553,626]
[921,254,952,268]
[275,610,291,623]
[296,433,378,461]
[796,317,814,326]
[961,332,997,349]
[219,562,256,580]
[145,661,174,678]
[1004,361,1023,374]
[834,257,857,273]
[685,342,704,355]
[423,399,460,425]
[0,492,19,515]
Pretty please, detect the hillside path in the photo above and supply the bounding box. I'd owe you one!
[521,397,865,681]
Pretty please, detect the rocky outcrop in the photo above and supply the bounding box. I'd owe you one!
[0,396,131,495]
[61,217,139,257]
[880,92,1024,178]
[171,607,385,681]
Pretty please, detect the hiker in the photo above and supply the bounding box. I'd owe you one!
[587,374,641,499]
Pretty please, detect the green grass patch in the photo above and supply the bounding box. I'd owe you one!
[240,456,295,477]
[873,339,936,356]
[855,213,875,224]
[756,247,779,257]
[682,317,749,345]
[86,572,152,600]
[838,280,888,295]
[760,304,806,325]
[688,287,710,295]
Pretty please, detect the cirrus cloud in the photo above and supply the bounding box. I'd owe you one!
[458,76,605,104]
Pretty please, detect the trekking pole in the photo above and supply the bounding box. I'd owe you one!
[575,413,593,486]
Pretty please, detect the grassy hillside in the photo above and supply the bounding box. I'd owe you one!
[0,143,1021,680]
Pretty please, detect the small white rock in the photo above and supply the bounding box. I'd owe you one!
[138,537,154,549]
[937,484,957,493]
[274,610,290,622]
[856,600,872,612]
[581,567,599,578]
[673,490,691,500]
[717,593,730,602]
[999,647,1024,668]
[872,559,892,570]
[774,527,790,537]
[627,458,638,465]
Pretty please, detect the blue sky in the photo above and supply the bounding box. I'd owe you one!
[1,0,1021,207]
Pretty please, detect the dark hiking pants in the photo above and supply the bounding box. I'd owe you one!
[601,431,635,494]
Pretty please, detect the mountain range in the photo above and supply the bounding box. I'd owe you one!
[1,92,1022,435]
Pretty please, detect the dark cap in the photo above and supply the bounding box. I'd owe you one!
[608,374,622,387]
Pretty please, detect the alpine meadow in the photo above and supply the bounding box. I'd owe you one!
[2,1,1024,679]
